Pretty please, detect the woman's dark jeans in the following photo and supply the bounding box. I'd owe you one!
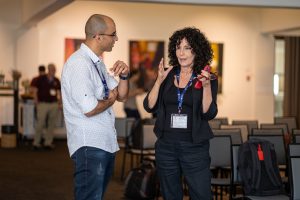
[155,139,211,200]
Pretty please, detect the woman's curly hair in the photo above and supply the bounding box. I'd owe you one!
[168,27,213,74]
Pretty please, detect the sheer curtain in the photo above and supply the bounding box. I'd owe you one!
[284,37,300,127]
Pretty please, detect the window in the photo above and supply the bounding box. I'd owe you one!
[274,39,285,117]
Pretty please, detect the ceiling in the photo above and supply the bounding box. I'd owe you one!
[1,0,300,29]
[0,0,72,29]
[118,0,300,8]
[0,0,22,25]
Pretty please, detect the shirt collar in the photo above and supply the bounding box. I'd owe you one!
[80,43,103,64]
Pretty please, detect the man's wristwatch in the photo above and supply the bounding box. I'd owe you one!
[119,73,130,80]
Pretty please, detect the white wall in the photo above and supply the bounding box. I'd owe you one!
[261,8,300,33]
[16,27,39,80]
[8,1,300,126]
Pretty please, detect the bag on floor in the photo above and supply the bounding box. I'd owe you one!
[124,162,157,200]
[238,139,283,196]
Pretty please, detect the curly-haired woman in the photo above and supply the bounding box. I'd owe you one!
[143,27,218,200]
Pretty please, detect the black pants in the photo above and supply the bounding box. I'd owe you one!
[155,139,211,200]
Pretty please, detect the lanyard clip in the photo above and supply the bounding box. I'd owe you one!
[178,107,182,114]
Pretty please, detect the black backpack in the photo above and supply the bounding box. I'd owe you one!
[238,139,283,196]
[124,162,157,200]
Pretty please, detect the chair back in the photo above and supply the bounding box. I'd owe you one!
[115,117,135,138]
[294,134,300,143]
[293,129,300,135]
[289,156,300,200]
[115,118,128,138]
[232,120,258,135]
[261,123,289,135]
[288,143,300,157]
[221,124,248,142]
[274,116,298,134]
[215,117,229,125]
[142,124,156,149]
[126,118,136,138]
[232,145,242,184]
[213,129,242,145]
[248,134,286,166]
[252,128,283,136]
[209,119,221,129]
[292,129,300,143]
[210,135,232,168]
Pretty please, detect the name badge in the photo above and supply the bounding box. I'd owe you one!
[50,89,56,96]
[171,114,187,129]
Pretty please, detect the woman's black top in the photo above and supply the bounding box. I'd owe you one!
[143,67,218,143]
[163,83,193,142]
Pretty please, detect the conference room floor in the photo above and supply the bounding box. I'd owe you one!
[0,139,229,200]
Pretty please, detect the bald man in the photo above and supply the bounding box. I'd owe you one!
[61,14,129,200]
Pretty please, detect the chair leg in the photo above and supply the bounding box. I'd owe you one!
[120,147,127,181]
[215,186,218,200]
[130,153,134,169]
[220,186,222,200]
[229,185,233,200]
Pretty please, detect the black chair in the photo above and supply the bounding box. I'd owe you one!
[252,128,284,136]
[274,116,298,134]
[292,129,300,135]
[260,124,292,145]
[260,123,289,135]
[209,119,222,129]
[122,121,156,180]
[213,128,243,145]
[292,129,300,143]
[232,120,259,135]
[215,117,229,125]
[288,156,300,200]
[295,135,300,143]
[231,144,244,198]
[288,143,300,157]
[246,194,289,199]
[210,135,233,200]
[115,117,135,147]
[115,117,135,180]
[221,124,248,143]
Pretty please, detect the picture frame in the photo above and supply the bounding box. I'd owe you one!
[211,43,223,93]
[129,40,165,92]
[64,38,85,61]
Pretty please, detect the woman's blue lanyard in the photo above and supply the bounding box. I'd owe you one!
[176,70,195,114]
[93,60,109,100]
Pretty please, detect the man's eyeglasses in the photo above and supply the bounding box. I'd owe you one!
[93,32,117,38]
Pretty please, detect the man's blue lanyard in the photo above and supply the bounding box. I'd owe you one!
[176,70,195,114]
[93,60,109,100]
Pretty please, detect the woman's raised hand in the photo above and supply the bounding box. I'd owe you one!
[156,58,173,85]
